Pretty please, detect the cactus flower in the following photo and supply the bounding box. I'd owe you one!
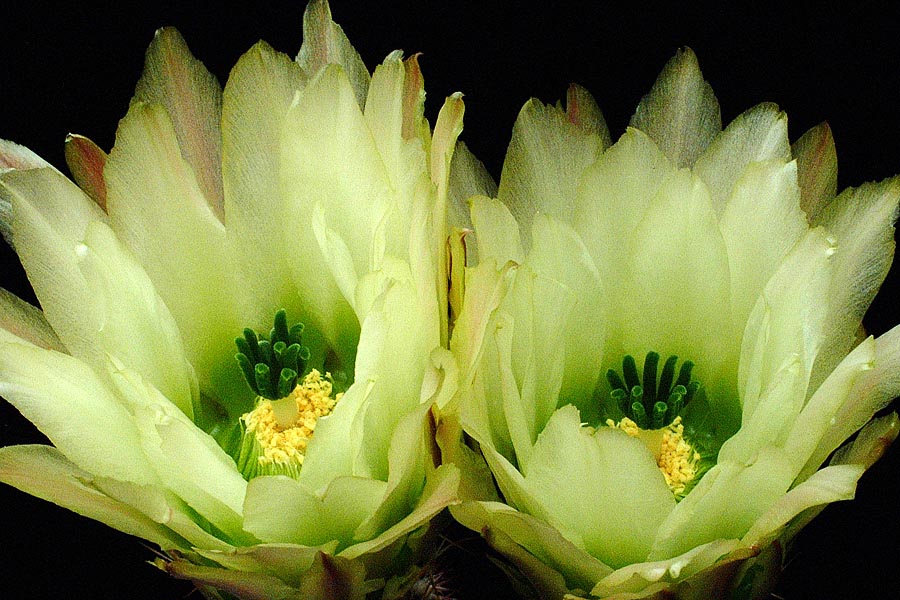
[0,1,465,597]
[446,48,900,599]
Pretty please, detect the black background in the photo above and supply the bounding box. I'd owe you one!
[1,1,899,598]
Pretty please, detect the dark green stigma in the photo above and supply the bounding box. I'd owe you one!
[606,351,700,430]
[235,309,311,400]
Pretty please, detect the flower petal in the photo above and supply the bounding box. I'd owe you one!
[64,134,108,210]
[629,48,721,169]
[134,27,224,218]
[693,103,790,215]
[725,229,835,462]
[807,177,900,394]
[0,444,185,550]
[451,500,612,594]
[620,168,732,413]
[243,474,386,547]
[470,195,524,266]
[105,101,248,417]
[297,0,370,109]
[741,463,863,547]
[523,405,675,568]
[571,128,672,351]
[801,324,900,475]
[497,96,606,248]
[449,140,498,232]
[0,287,64,352]
[719,160,807,332]
[0,332,156,485]
[223,41,307,332]
[792,121,838,222]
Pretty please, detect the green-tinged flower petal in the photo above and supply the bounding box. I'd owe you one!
[223,41,308,335]
[808,177,900,393]
[524,406,675,568]
[244,475,387,546]
[469,195,524,266]
[297,0,370,110]
[802,323,900,476]
[105,101,249,418]
[620,169,732,411]
[526,214,605,417]
[108,365,251,543]
[783,336,874,474]
[649,448,793,560]
[572,129,672,344]
[497,95,607,247]
[281,63,392,358]
[693,103,790,215]
[349,280,437,479]
[193,542,339,585]
[741,463,863,548]
[164,550,370,600]
[77,221,197,418]
[0,139,55,243]
[0,332,156,485]
[352,402,430,541]
[340,463,459,561]
[724,229,835,463]
[718,160,806,331]
[792,121,838,222]
[451,500,612,595]
[0,444,185,550]
[3,167,107,363]
[134,27,224,218]
[449,140,497,232]
[0,287,64,351]
[630,47,721,169]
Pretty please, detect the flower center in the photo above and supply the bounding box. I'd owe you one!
[236,370,341,479]
[604,352,705,498]
[232,310,340,480]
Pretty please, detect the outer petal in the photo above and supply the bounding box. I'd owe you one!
[0,287,64,351]
[3,168,107,367]
[134,27,224,218]
[470,195,524,266]
[297,0,370,109]
[497,96,606,247]
[718,160,807,331]
[808,177,899,394]
[105,101,248,418]
[792,121,837,222]
[451,500,612,594]
[0,331,156,485]
[629,48,721,169]
[693,103,790,215]
[64,134,108,210]
[0,445,184,549]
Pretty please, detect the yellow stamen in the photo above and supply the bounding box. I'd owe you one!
[242,370,341,467]
[606,416,700,496]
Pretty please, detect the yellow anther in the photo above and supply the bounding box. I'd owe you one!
[606,416,700,497]
[242,370,340,468]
